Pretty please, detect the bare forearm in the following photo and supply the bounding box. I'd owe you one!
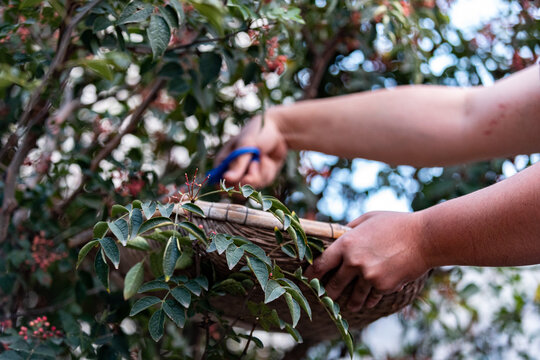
[272,86,471,166]
[420,161,540,268]
[271,65,540,167]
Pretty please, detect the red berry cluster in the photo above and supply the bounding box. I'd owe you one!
[1,319,12,331]
[18,316,62,341]
[28,232,67,271]
[264,37,287,75]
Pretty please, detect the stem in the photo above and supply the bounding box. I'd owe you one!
[240,321,257,359]
[267,241,294,257]
[281,270,338,323]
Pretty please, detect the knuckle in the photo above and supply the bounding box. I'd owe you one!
[340,235,356,250]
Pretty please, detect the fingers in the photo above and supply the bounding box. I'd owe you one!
[347,278,371,312]
[364,288,384,309]
[223,154,255,184]
[305,241,343,279]
[325,264,356,300]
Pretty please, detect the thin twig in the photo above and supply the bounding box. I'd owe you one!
[240,321,257,359]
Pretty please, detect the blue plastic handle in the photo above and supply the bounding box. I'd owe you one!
[206,147,260,185]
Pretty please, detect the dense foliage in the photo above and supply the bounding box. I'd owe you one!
[0,0,539,358]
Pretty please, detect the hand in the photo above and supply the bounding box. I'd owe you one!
[215,110,288,188]
[305,211,430,312]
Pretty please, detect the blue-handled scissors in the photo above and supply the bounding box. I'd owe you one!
[206,147,261,185]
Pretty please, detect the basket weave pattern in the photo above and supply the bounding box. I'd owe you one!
[191,201,427,340]
[119,201,427,340]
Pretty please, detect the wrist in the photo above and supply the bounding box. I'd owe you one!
[415,208,443,270]
[416,206,458,269]
[266,105,297,150]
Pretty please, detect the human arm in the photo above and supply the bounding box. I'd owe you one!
[305,160,540,311]
[219,65,540,187]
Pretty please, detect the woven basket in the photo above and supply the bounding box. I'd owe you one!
[121,200,427,341]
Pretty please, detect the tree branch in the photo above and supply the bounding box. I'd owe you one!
[302,28,345,100]
[54,78,166,213]
[0,104,50,243]
[0,0,103,162]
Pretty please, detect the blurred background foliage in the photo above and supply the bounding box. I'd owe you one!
[0,0,539,358]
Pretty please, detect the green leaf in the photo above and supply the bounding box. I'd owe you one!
[178,221,207,243]
[241,184,255,197]
[194,276,209,291]
[274,227,284,244]
[148,309,165,342]
[180,203,205,217]
[112,204,129,217]
[214,234,232,254]
[269,197,292,215]
[139,217,174,235]
[184,280,202,296]
[290,227,306,260]
[138,280,169,293]
[285,323,303,343]
[171,286,191,308]
[93,221,109,239]
[132,200,143,209]
[163,236,181,281]
[264,280,285,304]
[117,1,153,25]
[93,16,112,32]
[280,279,312,320]
[124,261,144,300]
[130,208,143,240]
[190,0,225,35]
[309,278,325,297]
[99,237,120,269]
[322,296,335,316]
[130,296,161,316]
[158,202,174,218]
[142,201,156,219]
[175,246,193,270]
[169,0,185,23]
[226,244,244,270]
[283,214,291,230]
[241,243,270,265]
[94,250,109,292]
[76,240,99,269]
[147,15,171,60]
[200,52,222,87]
[160,5,179,30]
[281,244,296,258]
[345,332,354,358]
[19,0,42,8]
[163,298,186,327]
[109,219,129,246]
[261,197,272,211]
[213,278,247,296]
[81,59,113,81]
[238,333,264,348]
[127,236,152,251]
[284,292,300,327]
[246,257,269,290]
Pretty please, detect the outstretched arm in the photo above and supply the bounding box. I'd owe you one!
[219,65,540,187]
[305,160,540,311]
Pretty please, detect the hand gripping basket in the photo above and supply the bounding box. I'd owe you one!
[179,200,427,341]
